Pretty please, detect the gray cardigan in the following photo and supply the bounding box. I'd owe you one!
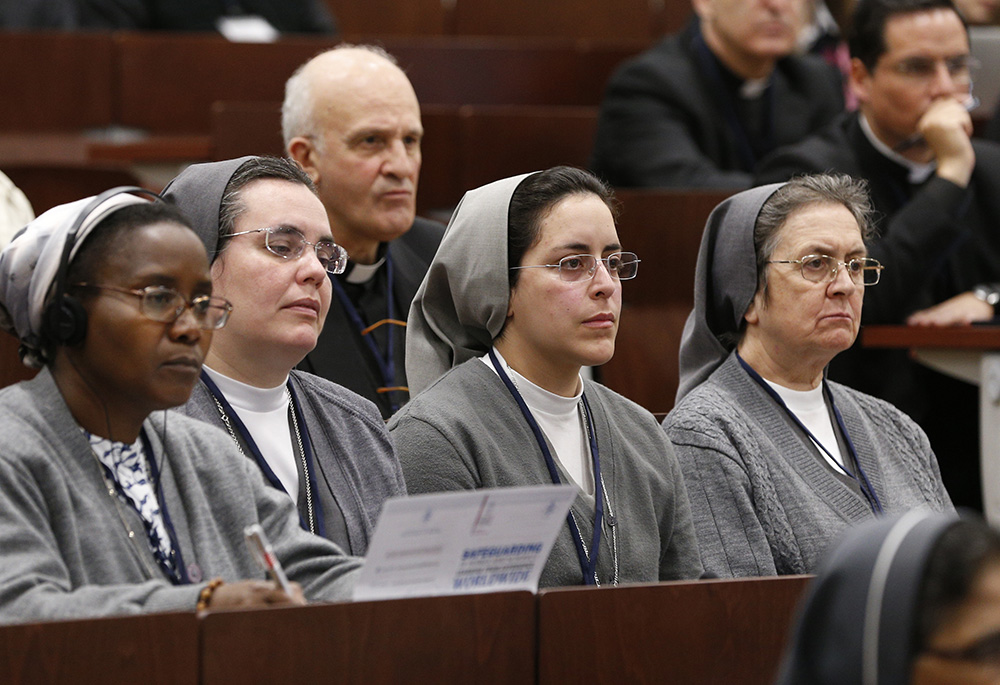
[664,353,953,578]
[178,370,405,556]
[0,369,361,624]
[388,360,703,587]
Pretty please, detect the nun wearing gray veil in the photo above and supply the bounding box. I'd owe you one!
[777,510,1000,685]
[389,166,702,588]
[663,173,951,579]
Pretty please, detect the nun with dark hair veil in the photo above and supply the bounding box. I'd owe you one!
[389,165,702,588]
[163,156,404,557]
[0,190,360,624]
[778,510,1000,685]
[663,173,952,579]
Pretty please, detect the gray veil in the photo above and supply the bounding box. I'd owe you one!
[406,172,534,396]
[675,183,783,402]
[776,510,959,685]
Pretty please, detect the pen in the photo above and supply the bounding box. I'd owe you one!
[244,523,294,596]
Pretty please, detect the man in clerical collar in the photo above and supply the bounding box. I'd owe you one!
[590,0,844,189]
[284,45,444,419]
[756,0,1000,512]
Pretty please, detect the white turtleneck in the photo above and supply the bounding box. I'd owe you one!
[764,378,847,473]
[202,365,299,501]
[481,348,594,495]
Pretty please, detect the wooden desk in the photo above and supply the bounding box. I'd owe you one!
[200,591,535,684]
[537,576,810,685]
[0,612,198,685]
[863,324,1000,522]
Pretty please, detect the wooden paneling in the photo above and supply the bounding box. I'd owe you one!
[4,164,144,215]
[115,33,335,133]
[330,0,448,36]
[0,331,37,389]
[201,592,536,684]
[453,0,656,41]
[598,189,732,413]
[538,576,811,685]
[0,33,114,132]
[390,39,641,107]
[456,105,599,192]
[210,101,285,160]
[0,612,198,685]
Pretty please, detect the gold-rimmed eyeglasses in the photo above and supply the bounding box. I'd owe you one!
[766,255,883,286]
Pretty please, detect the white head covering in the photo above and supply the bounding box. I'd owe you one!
[0,170,34,250]
[675,183,784,402]
[0,193,148,367]
[406,172,534,396]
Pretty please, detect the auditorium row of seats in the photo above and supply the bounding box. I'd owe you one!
[284,0,691,41]
[0,29,731,414]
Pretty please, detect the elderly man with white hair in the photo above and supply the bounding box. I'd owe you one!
[284,45,444,419]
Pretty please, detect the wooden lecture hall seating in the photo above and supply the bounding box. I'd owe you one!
[0,576,811,685]
[0,13,811,683]
[0,18,730,413]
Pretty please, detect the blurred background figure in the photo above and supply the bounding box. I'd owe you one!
[591,0,844,189]
[0,170,33,248]
[0,0,336,36]
[777,510,1000,685]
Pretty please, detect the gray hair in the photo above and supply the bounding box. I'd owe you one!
[281,44,399,149]
[754,173,875,300]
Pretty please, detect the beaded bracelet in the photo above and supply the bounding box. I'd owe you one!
[196,578,224,612]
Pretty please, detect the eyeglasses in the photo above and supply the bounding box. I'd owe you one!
[510,252,640,282]
[885,55,980,87]
[224,226,348,275]
[72,284,233,330]
[924,631,1000,668]
[766,255,884,286]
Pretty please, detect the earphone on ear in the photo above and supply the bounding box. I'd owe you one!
[41,187,164,348]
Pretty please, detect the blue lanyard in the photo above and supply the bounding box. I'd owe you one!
[140,430,192,583]
[199,372,327,536]
[488,349,605,585]
[330,249,405,413]
[736,352,883,514]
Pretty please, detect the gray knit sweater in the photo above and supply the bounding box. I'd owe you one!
[664,353,953,577]
[0,369,362,624]
[388,360,703,587]
[178,370,405,556]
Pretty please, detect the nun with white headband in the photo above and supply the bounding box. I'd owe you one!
[777,510,1000,685]
[164,156,404,557]
[389,165,702,588]
[663,173,952,579]
[0,191,361,624]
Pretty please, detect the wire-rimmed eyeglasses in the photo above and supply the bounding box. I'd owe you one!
[766,255,884,286]
[224,226,348,275]
[72,284,233,330]
[510,251,640,282]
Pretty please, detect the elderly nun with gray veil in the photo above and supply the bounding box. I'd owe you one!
[388,165,702,588]
[663,173,952,579]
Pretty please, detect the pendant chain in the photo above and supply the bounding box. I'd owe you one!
[507,362,619,586]
[211,391,316,534]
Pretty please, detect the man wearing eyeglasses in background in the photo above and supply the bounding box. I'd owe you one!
[757,0,1000,511]
[283,45,445,420]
